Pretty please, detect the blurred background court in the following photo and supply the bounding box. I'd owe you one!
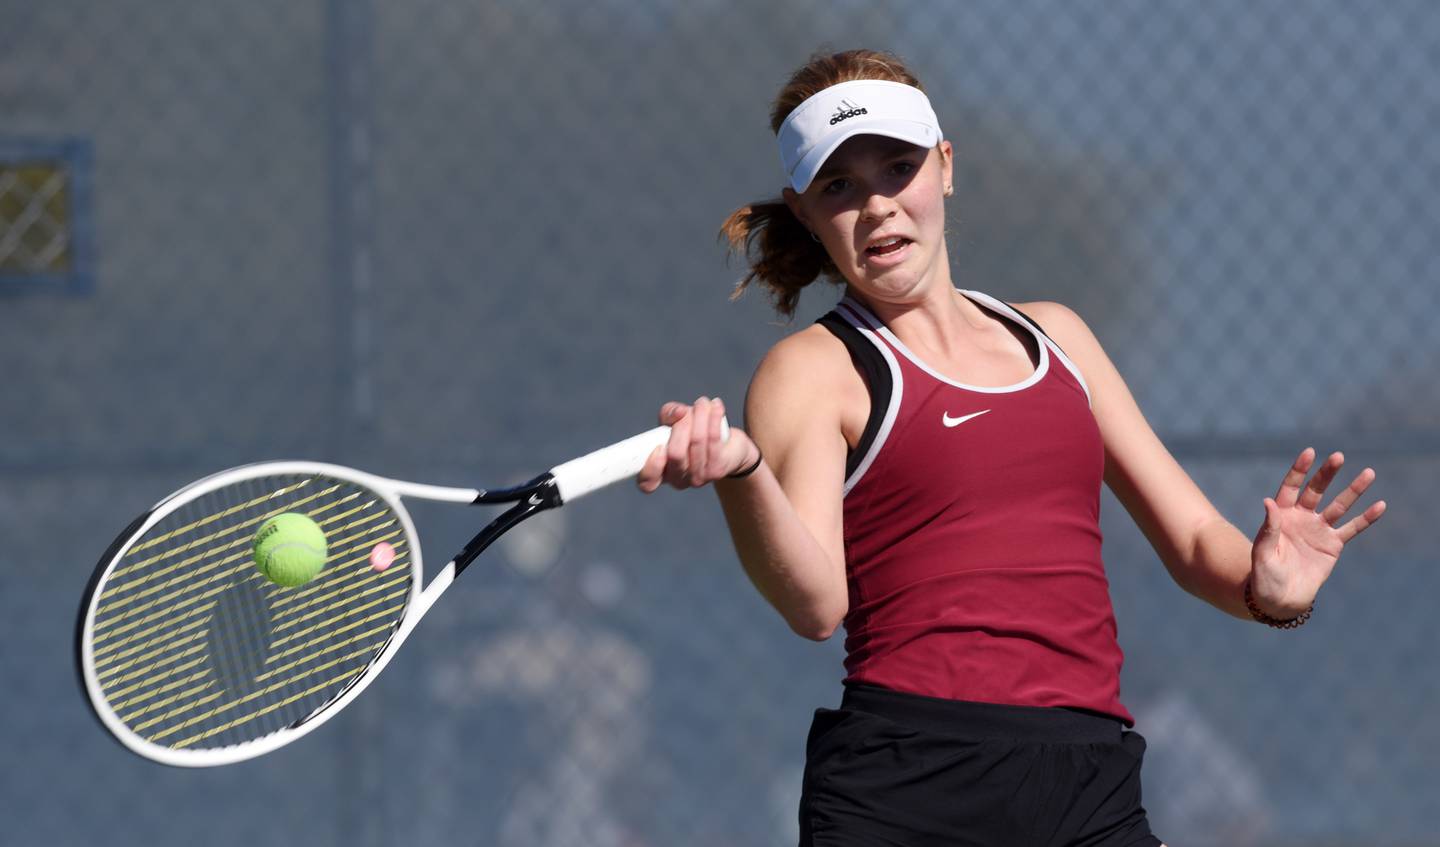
[2,1,1436,844]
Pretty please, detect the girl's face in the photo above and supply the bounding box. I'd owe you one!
[786,135,953,306]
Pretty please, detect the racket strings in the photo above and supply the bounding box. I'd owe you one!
[267,537,407,626]
[122,479,315,558]
[87,473,414,752]
[91,485,358,623]
[88,499,400,655]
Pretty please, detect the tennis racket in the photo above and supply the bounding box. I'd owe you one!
[76,421,709,767]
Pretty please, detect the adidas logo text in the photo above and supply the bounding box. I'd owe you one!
[829,99,868,125]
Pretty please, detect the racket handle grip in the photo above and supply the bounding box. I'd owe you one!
[550,417,729,503]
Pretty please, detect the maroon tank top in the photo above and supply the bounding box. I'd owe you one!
[822,290,1132,724]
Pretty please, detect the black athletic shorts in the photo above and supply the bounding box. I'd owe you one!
[799,684,1163,847]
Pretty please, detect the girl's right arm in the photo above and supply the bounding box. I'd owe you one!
[636,328,857,640]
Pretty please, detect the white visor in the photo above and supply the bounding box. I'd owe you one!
[777,79,943,193]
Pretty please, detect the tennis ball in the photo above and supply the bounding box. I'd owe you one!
[252,512,328,587]
[369,541,396,573]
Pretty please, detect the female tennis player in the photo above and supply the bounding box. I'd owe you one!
[637,49,1385,847]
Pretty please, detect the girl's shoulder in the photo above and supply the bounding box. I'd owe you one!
[746,319,870,463]
[1007,299,1090,347]
[755,321,858,384]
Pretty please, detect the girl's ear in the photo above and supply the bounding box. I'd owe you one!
[939,141,954,195]
[782,187,810,233]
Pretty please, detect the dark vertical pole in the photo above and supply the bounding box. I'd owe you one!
[327,0,379,844]
[328,0,377,458]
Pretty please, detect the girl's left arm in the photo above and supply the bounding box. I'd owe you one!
[1023,301,1387,623]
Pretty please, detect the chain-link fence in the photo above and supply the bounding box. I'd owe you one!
[3,1,1435,844]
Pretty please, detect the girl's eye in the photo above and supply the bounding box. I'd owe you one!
[821,178,850,195]
[891,160,918,176]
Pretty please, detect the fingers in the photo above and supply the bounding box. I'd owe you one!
[1337,499,1387,543]
[638,402,689,493]
[1320,466,1377,525]
[687,397,715,486]
[1296,451,1344,511]
[1271,445,1386,544]
[665,401,695,488]
[708,397,731,476]
[687,396,736,483]
[645,397,736,492]
[1274,447,1316,508]
[636,444,667,494]
[658,401,688,426]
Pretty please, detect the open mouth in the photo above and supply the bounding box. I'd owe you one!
[866,237,911,257]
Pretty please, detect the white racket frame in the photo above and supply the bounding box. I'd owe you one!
[80,422,698,767]
[79,460,478,767]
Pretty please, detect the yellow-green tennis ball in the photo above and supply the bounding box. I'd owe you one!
[252,513,328,587]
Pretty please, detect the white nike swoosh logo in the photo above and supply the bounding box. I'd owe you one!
[942,409,991,428]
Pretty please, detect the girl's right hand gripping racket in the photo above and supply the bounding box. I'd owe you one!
[76,422,712,767]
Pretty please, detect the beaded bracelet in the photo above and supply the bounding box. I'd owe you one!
[1244,578,1313,630]
[726,447,764,479]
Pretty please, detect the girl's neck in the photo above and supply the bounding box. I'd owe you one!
[848,282,999,356]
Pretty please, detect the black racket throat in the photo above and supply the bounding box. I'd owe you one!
[470,471,561,506]
[453,472,562,576]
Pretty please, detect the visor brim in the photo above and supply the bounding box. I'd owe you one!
[788,119,941,193]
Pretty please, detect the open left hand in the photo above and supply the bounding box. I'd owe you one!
[1250,448,1387,618]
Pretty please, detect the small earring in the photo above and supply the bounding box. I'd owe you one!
[810,231,821,242]
[944,185,953,197]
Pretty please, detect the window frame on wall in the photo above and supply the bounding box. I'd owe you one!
[0,137,96,296]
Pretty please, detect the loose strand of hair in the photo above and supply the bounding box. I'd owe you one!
[720,200,833,320]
